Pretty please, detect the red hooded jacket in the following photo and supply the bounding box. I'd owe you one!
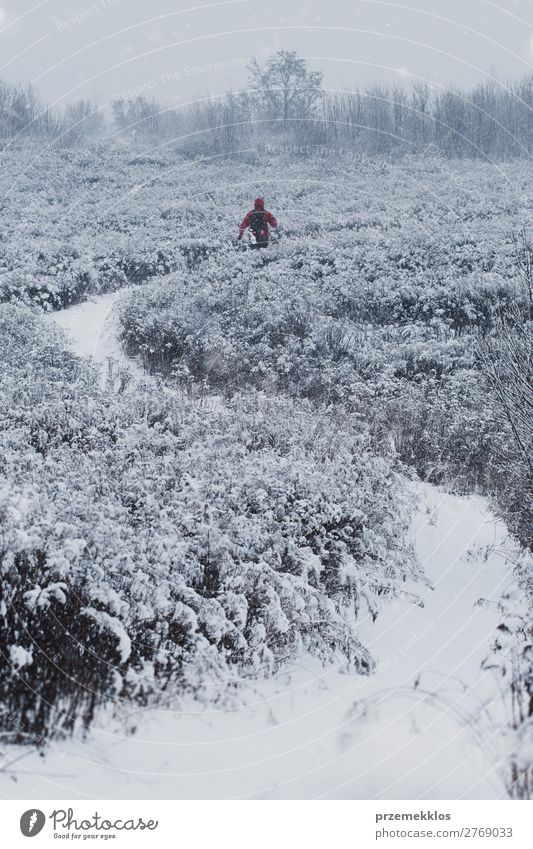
[239,197,277,241]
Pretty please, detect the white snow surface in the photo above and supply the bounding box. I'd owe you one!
[50,292,127,366]
[0,294,514,800]
[49,290,150,387]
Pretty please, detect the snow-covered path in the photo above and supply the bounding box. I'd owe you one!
[0,295,515,800]
[50,291,127,366]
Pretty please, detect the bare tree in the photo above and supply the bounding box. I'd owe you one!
[248,50,322,125]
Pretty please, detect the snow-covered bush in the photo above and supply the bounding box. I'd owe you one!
[479,243,533,547]
[116,253,518,495]
[482,548,533,799]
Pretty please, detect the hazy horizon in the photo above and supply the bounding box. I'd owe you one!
[0,0,532,110]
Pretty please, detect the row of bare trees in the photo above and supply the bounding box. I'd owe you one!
[0,80,104,145]
[4,52,533,158]
[324,78,533,158]
[105,55,533,158]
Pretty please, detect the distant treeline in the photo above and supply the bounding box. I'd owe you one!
[3,52,533,159]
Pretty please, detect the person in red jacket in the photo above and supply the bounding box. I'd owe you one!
[238,197,278,248]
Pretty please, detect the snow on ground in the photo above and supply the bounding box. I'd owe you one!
[0,485,515,800]
[2,294,514,800]
[48,290,223,412]
[50,292,127,366]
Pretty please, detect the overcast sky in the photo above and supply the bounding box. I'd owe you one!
[1,0,533,108]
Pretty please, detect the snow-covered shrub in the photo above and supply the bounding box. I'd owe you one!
[117,267,487,397]
[116,260,519,489]
[479,247,533,548]
[482,549,533,799]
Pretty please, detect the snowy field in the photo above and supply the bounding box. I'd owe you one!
[0,149,531,800]
[0,291,519,800]
[1,149,533,314]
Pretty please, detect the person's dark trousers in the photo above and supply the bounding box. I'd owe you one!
[250,241,268,249]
